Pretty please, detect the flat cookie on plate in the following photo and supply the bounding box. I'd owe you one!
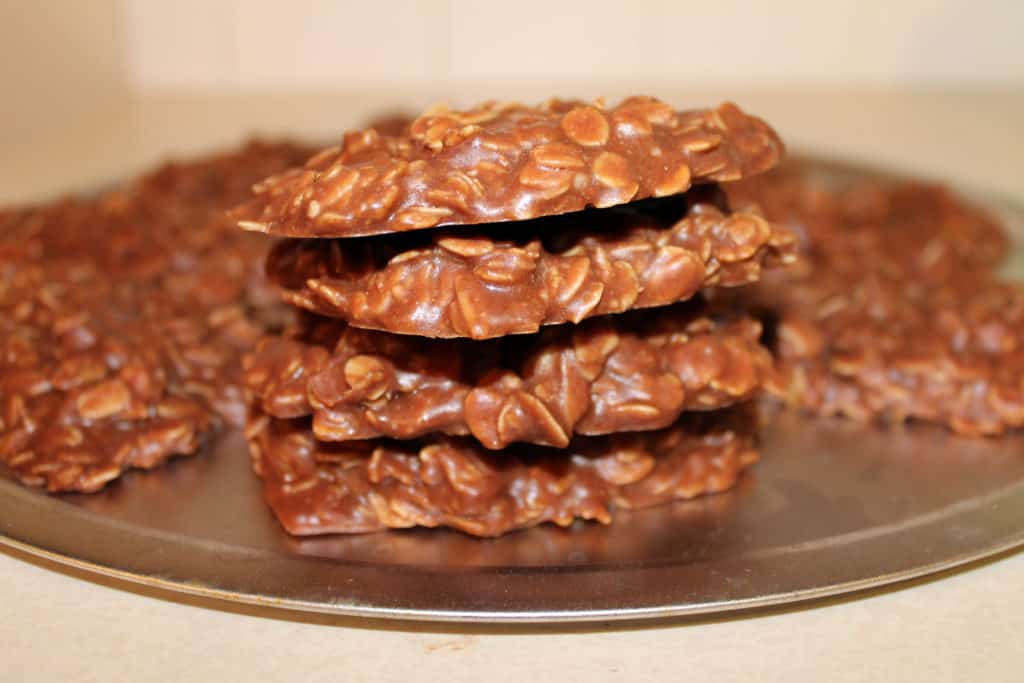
[0,142,312,492]
[247,404,758,537]
[725,162,1021,436]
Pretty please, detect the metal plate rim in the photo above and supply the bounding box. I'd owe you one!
[2,500,1024,624]
[2,156,1024,624]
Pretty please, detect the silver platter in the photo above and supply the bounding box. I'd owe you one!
[2,159,1023,623]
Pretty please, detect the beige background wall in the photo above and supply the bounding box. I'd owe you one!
[121,0,1024,90]
[6,1,1023,98]
[2,1,1022,203]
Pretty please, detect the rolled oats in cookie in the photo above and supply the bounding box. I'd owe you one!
[726,160,1009,283]
[764,274,1024,437]
[722,161,1022,436]
[233,98,784,238]
[0,141,312,492]
[248,404,759,537]
[268,191,796,339]
[244,303,770,450]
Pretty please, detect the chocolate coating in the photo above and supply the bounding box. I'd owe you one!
[233,98,784,238]
[725,161,1021,436]
[765,277,1024,436]
[0,141,313,492]
[248,405,759,537]
[244,304,770,449]
[268,192,796,339]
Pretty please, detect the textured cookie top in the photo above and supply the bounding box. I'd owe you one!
[269,193,796,339]
[234,97,784,238]
[723,162,1022,437]
[0,141,311,493]
[726,161,1009,284]
[765,273,1024,437]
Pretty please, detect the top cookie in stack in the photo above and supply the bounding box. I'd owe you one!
[235,98,782,238]
[237,96,795,536]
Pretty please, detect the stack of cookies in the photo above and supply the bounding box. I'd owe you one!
[235,97,796,536]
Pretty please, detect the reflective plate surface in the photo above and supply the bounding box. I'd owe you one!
[1,159,1023,623]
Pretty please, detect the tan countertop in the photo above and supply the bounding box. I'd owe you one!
[2,89,1023,682]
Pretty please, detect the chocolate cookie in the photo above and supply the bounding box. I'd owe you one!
[0,141,313,492]
[766,276,1024,436]
[234,98,783,238]
[268,192,796,339]
[244,303,770,449]
[248,405,758,537]
[725,161,1020,436]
